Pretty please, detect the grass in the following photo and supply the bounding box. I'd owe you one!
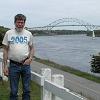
[0,80,41,100]
[34,56,100,84]
[0,81,9,100]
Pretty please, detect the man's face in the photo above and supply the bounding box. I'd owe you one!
[15,19,25,30]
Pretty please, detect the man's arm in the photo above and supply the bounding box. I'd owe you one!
[3,45,9,76]
[29,45,34,60]
[23,45,34,65]
[3,45,9,67]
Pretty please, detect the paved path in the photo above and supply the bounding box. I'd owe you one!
[31,61,100,100]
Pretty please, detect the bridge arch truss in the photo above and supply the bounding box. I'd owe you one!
[46,18,96,31]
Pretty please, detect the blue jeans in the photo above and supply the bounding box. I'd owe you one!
[9,61,31,100]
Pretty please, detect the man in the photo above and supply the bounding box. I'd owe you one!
[2,14,34,100]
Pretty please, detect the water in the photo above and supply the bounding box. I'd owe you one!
[34,34,100,75]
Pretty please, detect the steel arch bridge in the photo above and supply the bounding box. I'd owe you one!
[46,18,96,31]
[28,17,100,31]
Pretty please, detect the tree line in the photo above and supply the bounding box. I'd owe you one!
[30,30,92,36]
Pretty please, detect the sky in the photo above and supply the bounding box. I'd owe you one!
[0,0,100,28]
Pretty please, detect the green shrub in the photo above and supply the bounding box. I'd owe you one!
[0,26,9,46]
[91,55,100,73]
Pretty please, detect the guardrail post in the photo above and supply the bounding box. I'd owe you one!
[41,68,52,100]
[52,74,64,100]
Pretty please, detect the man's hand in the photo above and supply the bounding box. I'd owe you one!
[23,58,32,65]
[3,67,9,77]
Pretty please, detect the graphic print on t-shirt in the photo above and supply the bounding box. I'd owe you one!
[10,36,28,44]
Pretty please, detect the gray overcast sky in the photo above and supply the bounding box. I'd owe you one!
[0,0,100,28]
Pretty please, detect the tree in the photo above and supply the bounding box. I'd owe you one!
[0,26,9,46]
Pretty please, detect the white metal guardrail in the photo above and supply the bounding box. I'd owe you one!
[31,71,85,100]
